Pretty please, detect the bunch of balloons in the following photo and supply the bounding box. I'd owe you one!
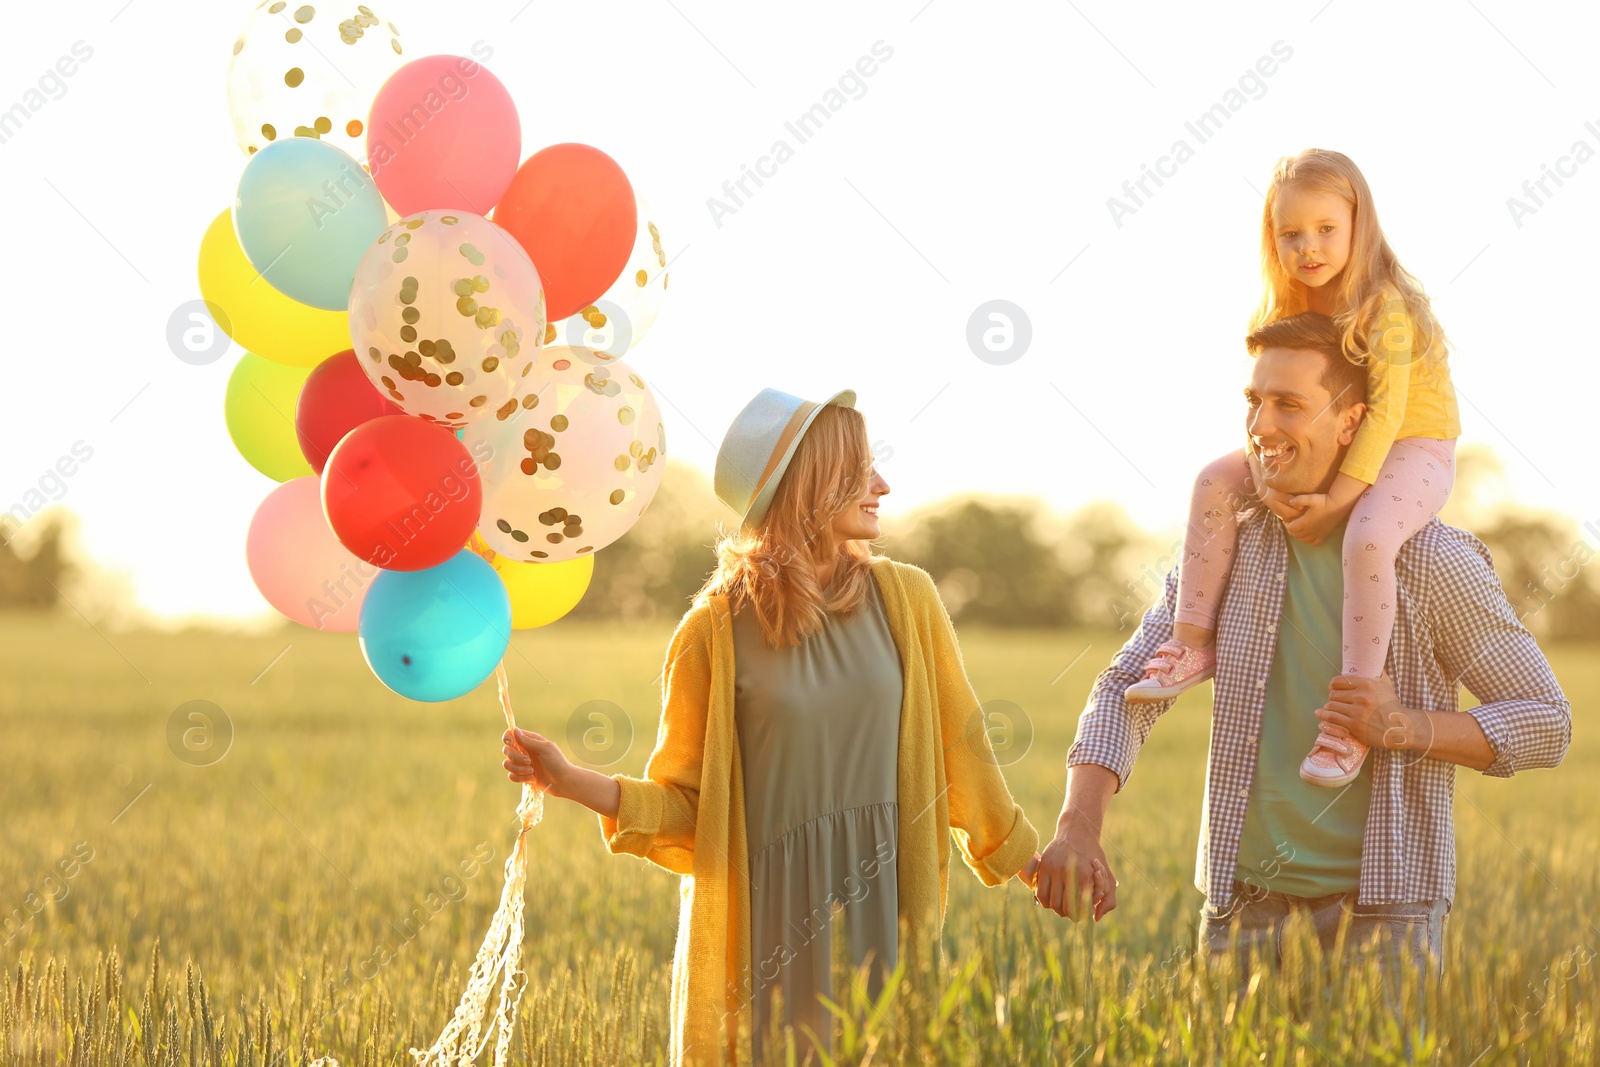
[206,2,672,702]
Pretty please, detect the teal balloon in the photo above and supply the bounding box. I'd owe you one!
[234,137,388,311]
[358,550,511,702]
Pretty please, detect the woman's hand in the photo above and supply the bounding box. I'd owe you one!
[502,727,574,796]
[504,727,624,818]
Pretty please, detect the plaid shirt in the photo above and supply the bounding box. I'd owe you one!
[1066,510,1571,910]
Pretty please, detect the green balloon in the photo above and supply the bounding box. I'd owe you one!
[225,352,315,482]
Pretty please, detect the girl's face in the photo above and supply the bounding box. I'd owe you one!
[829,464,890,543]
[1272,186,1353,290]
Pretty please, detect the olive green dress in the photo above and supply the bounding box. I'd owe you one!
[732,571,905,1061]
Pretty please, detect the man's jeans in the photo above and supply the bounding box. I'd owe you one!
[1199,879,1449,991]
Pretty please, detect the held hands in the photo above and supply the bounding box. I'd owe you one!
[1030,819,1117,922]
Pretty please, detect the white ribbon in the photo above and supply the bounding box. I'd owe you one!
[313,658,543,1067]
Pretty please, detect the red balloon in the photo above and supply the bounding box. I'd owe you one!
[295,350,405,474]
[493,143,636,322]
[322,415,482,571]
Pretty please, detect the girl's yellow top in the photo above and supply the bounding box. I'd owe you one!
[597,554,1039,1065]
[1339,294,1462,485]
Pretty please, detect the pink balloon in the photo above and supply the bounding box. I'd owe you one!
[247,476,377,631]
[366,55,520,216]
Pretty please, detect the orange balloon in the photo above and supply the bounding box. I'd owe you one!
[493,143,636,322]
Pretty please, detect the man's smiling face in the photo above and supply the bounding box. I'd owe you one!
[1245,346,1366,496]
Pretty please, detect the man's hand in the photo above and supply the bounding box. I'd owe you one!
[1033,816,1117,922]
[1315,672,1422,751]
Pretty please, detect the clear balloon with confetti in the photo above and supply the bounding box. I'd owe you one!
[226,1,408,163]
[349,210,548,430]
[464,346,665,563]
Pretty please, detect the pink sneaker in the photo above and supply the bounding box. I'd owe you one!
[1124,640,1215,702]
[1299,727,1369,787]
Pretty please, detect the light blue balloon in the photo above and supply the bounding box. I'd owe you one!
[359,551,511,703]
[234,137,388,312]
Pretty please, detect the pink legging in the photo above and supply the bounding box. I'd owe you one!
[1175,437,1457,677]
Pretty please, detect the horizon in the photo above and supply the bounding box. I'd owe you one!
[1,433,1554,635]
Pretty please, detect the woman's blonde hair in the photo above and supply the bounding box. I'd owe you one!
[692,404,879,648]
[1251,148,1450,371]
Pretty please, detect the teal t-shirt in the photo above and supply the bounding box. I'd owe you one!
[1234,518,1372,898]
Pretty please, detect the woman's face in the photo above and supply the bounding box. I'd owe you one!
[829,463,890,543]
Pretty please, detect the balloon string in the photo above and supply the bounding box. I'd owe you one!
[308,657,543,1067]
[406,656,543,1067]
[497,658,546,840]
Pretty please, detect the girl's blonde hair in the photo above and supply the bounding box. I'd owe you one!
[1251,148,1450,370]
[692,404,879,648]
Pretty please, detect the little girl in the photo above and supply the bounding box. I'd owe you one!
[1124,147,1461,788]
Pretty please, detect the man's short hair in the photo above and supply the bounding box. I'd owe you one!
[1244,312,1367,410]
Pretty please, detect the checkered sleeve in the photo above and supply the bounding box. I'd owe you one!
[1428,531,1572,777]
[1065,564,1183,790]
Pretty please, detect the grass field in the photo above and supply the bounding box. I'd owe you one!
[1,608,1595,1065]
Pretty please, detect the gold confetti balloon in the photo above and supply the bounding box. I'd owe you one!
[542,194,670,359]
[226,1,407,163]
[464,347,666,563]
[349,211,548,430]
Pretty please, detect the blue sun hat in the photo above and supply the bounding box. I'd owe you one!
[714,387,857,531]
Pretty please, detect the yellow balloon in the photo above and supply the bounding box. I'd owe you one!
[225,353,314,482]
[198,209,352,368]
[468,531,594,629]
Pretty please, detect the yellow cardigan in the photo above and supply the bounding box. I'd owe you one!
[597,554,1039,1065]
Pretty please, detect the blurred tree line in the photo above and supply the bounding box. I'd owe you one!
[0,512,76,610]
[562,462,1170,631]
[1437,444,1600,642]
[7,443,1600,639]
[561,447,1600,640]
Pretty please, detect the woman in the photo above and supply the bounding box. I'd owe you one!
[502,387,1040,1065]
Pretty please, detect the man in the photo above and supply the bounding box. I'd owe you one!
[1034,311,1570,982]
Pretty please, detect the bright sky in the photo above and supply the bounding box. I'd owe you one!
[1,0,1596,627]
